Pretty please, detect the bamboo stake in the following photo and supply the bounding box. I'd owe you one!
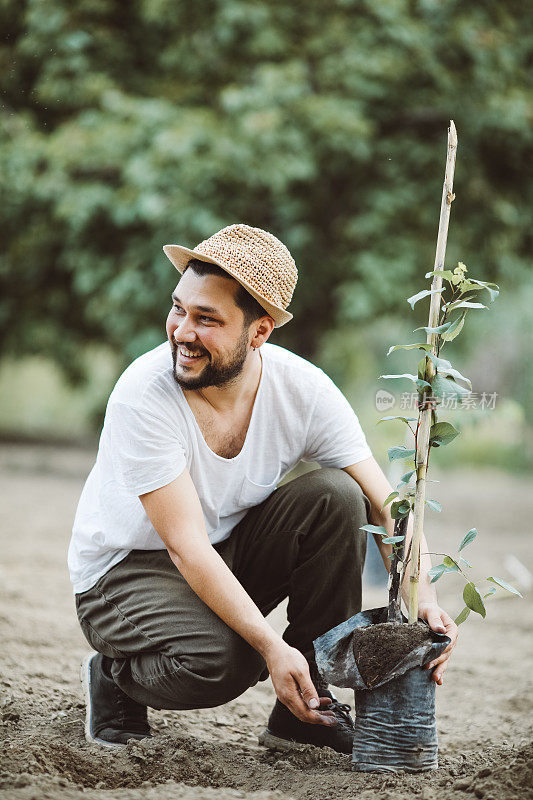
[408,120,458,624]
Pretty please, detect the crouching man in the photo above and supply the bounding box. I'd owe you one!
[68,224,457,753]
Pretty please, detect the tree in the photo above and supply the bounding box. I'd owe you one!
[1,0,530,381]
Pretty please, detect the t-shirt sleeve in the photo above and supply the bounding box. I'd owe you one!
[104,401,187,496]
[302,371,372,468]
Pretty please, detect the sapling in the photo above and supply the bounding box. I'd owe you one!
[362,121,521,626]
[314,121,522,774]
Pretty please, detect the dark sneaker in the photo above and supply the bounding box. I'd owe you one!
[81,652,151,747]
[258,695,354,754]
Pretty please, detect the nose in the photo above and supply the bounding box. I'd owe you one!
[173,314,198,343]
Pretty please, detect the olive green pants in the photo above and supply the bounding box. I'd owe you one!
[75,468,370,710]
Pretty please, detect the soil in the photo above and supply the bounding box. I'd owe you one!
[1,442,532,800]
[351,622,432,687]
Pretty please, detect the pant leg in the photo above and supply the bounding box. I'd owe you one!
[230,467,371,658]
[75,546,266,710]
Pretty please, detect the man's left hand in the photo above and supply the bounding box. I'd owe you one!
[418,602,458,685]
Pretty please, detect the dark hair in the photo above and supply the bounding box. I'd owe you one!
[184,258,268,327]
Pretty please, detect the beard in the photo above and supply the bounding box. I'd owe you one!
[170,328,250,390]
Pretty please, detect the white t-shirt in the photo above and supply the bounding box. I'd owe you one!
[68,342,372,593]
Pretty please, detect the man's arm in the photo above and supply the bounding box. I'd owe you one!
[342,456,458,685]
[139,469,336,725]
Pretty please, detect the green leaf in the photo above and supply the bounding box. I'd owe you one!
[359,524,388,536]
[484,586,497,598]
[431,373,471,404]
[446,300,488,312]
[459,557,472,568]
[463,583,486,617]
[487,577,523,598]
[381,491,399,510]
[429,421,460,447]
[441,311,467,342]
[407,288,443,309]
[466,279,500,303]
[390,499,411,519]
[379,372,418,383]
[398,469,416,484]
[455,280,486,295]
[425,499,442,512]
[416,379,433,392]
[377,415,417,425]
[388,446,416,462]
[455,607,471,625]
[424,269,456,281]
[387,343,433,356]
[417,356,428,381]
[382,535,406,544]
[443,556,460,571]
[413,321,453,334]
[428,564,446,583]
[426,352,472,389]
[458,528,477,551]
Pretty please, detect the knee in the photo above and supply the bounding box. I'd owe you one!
[166,629,266,708]
[302,467,370,518]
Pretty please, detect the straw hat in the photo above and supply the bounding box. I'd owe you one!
[163,224,298,327]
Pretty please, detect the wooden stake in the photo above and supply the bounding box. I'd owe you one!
[408,121,458,624]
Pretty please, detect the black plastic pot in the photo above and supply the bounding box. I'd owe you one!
[314,606,450,773]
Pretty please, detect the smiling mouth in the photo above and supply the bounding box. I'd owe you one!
[177,346,207,360]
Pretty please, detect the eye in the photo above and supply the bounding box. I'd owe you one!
[200,316,216,323]
[173,304,184,314]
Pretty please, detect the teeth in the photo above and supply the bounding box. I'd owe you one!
[180,347,204,358]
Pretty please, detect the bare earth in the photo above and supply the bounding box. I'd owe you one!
[1,443,532,800]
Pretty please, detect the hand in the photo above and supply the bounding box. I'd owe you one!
[264,640,337,726]
[418,602,458,686]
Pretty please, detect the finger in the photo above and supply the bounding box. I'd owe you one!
[425,651,452,670]
[287,698,337,725]
[281,680,337,726]
[445,624,459,645]
[427,640,454,663]
[424,609,447,634]
[433,659,450,684]
[295,667,320,710]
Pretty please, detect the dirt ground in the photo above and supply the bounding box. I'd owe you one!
[1,443,532,800]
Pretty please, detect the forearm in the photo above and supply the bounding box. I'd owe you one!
[167,540,282,659]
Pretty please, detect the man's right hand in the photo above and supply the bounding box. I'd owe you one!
[264,640,338,726]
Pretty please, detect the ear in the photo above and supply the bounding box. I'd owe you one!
[251,316,275,349]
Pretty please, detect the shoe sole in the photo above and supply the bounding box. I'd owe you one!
[258,728,305,751]
[80,653,126,749]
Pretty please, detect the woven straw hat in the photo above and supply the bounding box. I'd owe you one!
[163,224,298,327]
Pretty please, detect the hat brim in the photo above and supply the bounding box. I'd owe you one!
[163,244,292,328]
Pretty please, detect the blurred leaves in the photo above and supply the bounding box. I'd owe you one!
[1,0,531,382]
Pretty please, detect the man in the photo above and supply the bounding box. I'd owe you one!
[69,223,457,754]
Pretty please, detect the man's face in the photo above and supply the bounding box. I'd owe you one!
[166,269,252,390]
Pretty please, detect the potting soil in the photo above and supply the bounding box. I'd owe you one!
[351,621,432,688]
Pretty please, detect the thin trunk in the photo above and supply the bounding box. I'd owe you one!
[387,516,408,624]
[408,120,458,623]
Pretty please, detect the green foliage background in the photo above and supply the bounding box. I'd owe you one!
[1,0,532,450]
